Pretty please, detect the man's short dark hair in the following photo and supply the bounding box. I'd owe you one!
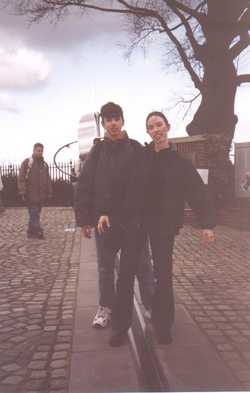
[33,143,44,150]
[100,102,124,122]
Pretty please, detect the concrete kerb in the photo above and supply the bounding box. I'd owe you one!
[69,234,140,393]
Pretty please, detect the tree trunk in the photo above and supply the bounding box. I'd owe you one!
[186,1,239,209]
[186,61,238,140]
[186,53,237,209]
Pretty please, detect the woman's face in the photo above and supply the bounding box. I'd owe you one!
[146,115,170,145]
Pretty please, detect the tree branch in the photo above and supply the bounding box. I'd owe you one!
[170,1,206,32]
[166,92,201,120]
[166,1,202,61]
[17,0,152,19]
[152,13,202,90]
[164,0,206,24]
[118,0,203,90]
[237,74,250,85]
[230,31,250,58]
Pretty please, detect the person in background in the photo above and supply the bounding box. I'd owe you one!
[18,143,52,239]
[72,153,88,181]
[71,152,88,208]
[145,111,216,344]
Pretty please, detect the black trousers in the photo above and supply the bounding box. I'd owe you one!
[95,219,146,334]
[148,226,175,338]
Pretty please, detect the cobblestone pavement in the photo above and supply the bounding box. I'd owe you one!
[0,208,250,392]
[0,207,79,393]
[174,225,250,390]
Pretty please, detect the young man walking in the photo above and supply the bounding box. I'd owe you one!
[75,102,147,346]
[18,143,52,239]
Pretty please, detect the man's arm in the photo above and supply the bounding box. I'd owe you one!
[75,147,99,230]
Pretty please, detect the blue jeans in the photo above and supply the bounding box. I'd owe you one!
[95,224,155,329]
[27,205,42,233]
[95,221,149,333]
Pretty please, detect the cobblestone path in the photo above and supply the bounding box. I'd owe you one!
[0,207,79,393]
[174,225,250,390]
[1,207,250,392]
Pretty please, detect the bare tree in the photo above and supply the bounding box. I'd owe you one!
[6,0,250,206]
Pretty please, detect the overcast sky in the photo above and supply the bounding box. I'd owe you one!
[0,5,249,164]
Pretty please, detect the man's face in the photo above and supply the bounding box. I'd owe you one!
[102,114,124,140]
[33,146,44,158]
[146,115,170,145]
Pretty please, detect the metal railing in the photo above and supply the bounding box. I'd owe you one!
[0,162,74,207]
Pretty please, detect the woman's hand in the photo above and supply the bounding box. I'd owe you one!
[97,215,111,234]
[201,229,215,244]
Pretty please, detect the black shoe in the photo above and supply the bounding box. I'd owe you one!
[27,231,37,239]
[27,231,44,239]
[37,231,45,239]
[109,331,128,347]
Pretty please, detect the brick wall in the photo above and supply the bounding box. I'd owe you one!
[169,135,208,168]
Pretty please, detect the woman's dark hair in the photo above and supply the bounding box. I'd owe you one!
[146,111,169,128]
[100,102,124,122]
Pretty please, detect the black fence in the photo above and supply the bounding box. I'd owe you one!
[0,162,75,207]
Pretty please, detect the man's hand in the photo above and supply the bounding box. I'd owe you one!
[81,225,92,239]
[201,229,215,244]
[97,215,110,234]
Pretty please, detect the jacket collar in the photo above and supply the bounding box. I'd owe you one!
[145,141,174,153]
[104,130,128,143]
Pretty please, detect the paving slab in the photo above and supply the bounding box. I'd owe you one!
[154,303,241,391]
[69,233,140,393]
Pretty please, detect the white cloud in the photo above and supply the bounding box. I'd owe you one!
[0,93,19,113]
[0,47,51,90]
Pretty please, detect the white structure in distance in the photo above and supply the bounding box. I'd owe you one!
[77,112,101,154]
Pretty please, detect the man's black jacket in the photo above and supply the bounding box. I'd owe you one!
[145,144,216,234]
[75,136,146,227]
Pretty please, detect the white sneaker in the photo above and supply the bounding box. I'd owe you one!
[92,306,112,328]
